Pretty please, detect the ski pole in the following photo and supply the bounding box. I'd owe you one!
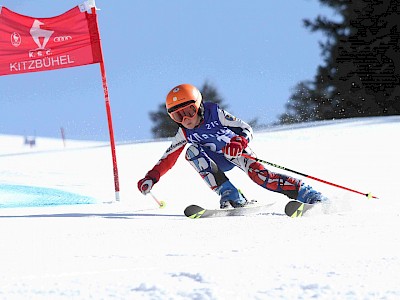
[149,191,166,208]
[241,153,378,199]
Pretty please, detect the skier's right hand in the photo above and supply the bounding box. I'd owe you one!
[137,170,159,195]
[223,135,248,159]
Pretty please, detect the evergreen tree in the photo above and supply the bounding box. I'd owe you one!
[280,0,400,124]
[149,102,179,138]
[150,81,228,138]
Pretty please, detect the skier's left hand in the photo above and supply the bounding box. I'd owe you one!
[223,136,248,159]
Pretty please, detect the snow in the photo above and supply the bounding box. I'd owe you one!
[0,116,399,299]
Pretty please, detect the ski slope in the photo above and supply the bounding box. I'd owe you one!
[0,116,399,299]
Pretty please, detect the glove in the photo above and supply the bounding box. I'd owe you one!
[137,170,160,195]
[223,136,248,159]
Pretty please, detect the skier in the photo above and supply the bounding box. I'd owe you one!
[137,83,326,209]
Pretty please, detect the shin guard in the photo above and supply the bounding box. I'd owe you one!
[248,161,301,199]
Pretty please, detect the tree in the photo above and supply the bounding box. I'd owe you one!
[279,0,400,124]
[150,81,228,138]
[149,102,179,139]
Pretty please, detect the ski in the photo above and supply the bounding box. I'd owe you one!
[284,200,315,218]
[184,201,275,219]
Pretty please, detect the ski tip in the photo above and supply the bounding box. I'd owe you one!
[184,205,206,219]
[284,200,306,218]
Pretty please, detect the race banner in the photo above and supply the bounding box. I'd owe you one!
[0,2,121,201]
[0,3,102,76]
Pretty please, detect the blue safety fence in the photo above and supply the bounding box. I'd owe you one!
[0,184,95,208]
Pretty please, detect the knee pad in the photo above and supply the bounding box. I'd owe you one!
[185,144,210,172]
[185,145,227,190]
[248,161,268,186]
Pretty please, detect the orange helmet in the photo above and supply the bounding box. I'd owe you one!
[165,84,202,115]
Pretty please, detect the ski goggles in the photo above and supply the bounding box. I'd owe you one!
[167,101,199,123]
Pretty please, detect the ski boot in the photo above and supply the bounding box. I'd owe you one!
[216,180,247,209]
[297,183,327,204]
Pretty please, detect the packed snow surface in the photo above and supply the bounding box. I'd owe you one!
[0,116,399,299]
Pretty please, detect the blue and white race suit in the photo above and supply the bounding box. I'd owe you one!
[146,102,301,198]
